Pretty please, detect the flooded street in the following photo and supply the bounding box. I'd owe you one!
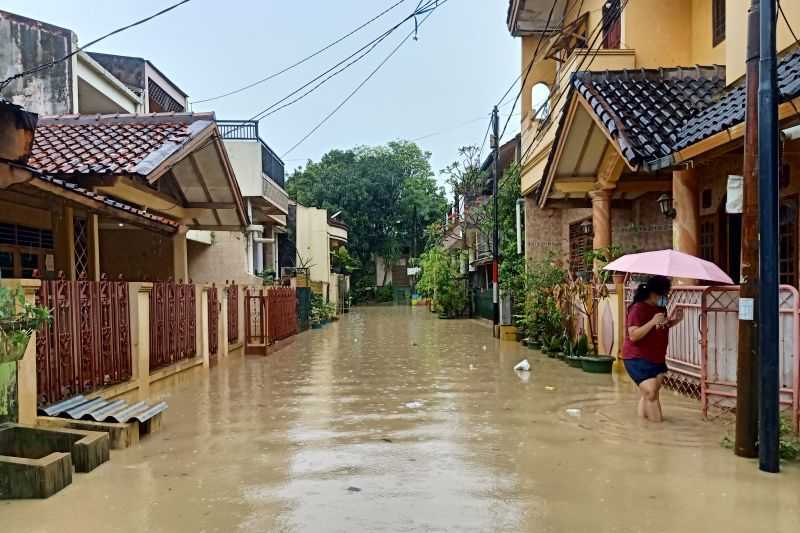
[4,306,800,533]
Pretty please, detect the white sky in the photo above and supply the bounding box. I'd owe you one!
[4,0,520,187]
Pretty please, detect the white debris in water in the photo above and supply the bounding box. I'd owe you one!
[469,364,476,370]
[516,371,530,383]
[544,386,556,391]
[482,345,487,351]
[513,359,531,372]
[566,408,581,417]
[404,401,425,409]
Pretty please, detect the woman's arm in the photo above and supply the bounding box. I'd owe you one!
[665,308,684,328]
[628,313,665,342]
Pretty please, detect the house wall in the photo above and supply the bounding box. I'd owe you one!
[295,205,331,283]
[223,141,263,197]
[624,0,693,68]
[99,228,172,281]
[525,193,672,267]
[0,10,76,114]
[187,231,258,285]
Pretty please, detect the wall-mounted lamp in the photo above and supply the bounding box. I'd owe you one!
[580,219,593,236]
[657,193,676,219]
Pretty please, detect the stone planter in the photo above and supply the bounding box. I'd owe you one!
[565,355,584,368]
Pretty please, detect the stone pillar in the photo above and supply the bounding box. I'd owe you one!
[220,287,229,359]
[672,168,699,256]
[200,286,210,368]
[131,283,152,402]
[172,226,189,282]
[88,214,101,281]
[590,189,612,252]
[11,279,40,425]
[53,205,76,280]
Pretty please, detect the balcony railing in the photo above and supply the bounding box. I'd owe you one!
[217,120,285,187]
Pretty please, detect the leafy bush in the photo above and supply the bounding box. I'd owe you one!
[573,334,590,358]
[416,246,466,317]
[374,283,394,303]
[0,285,51,360]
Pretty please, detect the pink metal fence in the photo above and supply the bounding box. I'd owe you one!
[624,284,800,431]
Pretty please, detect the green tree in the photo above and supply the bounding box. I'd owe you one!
[285,140,447,291]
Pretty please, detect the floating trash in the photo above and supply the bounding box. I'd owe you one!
[404,401,424,409]
[545,386,556,391]
[566,408,581,417]
[513,359,531,372]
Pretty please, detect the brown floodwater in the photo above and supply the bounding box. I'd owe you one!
[4,306,800,532]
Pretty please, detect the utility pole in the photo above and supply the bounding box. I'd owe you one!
[757,0,780,473]
[491,106,500,328]
[735,0,760,459]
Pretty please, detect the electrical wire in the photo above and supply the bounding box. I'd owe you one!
[518,0,630,164]
[283,1,447,157]
[497,0,559,140]
[0,0,192,91]
[192,0,410,104]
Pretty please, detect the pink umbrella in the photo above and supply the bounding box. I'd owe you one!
[603,249,734,284]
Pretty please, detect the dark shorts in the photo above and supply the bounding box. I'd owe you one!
[623,358,668,386]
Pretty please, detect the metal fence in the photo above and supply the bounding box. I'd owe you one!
[296,287,311,331]
[149,281,196,371]
[35,274,132,407]
[473,289,493,320]
[208,285,219,360]
[227,282,239,343]
[624,284,800,430]
[267,288,298,342]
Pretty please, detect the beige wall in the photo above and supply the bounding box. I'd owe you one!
[624,0,693,67]
[100,228,172,281]
[187,231,259,285]
[295,205,331,283]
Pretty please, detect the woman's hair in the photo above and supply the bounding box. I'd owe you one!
[631,275,671,306]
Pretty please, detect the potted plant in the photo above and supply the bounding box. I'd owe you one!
[0,285,51,363]
[547,335,561,358]
[566,334,588,368]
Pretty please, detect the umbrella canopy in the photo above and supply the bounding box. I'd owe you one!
[603,249,734,284]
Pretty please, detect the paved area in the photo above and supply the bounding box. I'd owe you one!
[4,306,800,532]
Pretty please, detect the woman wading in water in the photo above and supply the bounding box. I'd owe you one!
[622,276,683,422]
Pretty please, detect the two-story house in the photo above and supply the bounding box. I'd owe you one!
[507,0,799,282]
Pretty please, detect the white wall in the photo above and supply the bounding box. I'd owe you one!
[223,140,263,197]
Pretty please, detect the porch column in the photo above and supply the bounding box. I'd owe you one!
[254,240,264,275]
[88,214,101,281]
[590,189,612,251]
[53,205,76,280]
[172,226,189,282]
[672,168,699,256]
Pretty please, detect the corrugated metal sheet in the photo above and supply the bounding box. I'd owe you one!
[38,395,168,423]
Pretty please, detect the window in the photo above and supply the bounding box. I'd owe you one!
[569,219,593,275]
[712,0,725,46]
[699,217,716,263]
[701,189,713,209]
[531,82,551,119]
[602,0,622,49]
[779,198,797,286]
[0,223,54,278]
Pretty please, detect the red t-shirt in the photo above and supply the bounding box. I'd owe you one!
[622,302,669,363]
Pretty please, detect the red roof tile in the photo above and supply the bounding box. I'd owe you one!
[27,112,214,176]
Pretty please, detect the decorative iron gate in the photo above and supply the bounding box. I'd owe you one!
[36,274,132,407]
[244,288,267,355]
[226,282,239,343]
[149,280,196,371]
[268,288,298,342]
[208,285,219,360]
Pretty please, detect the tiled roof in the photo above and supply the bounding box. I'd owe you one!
[574,66,725,168]
[37,174,179,229]
[676,48,800,150]
[28,112,213,176]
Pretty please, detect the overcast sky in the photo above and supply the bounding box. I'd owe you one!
[4,0,519,186]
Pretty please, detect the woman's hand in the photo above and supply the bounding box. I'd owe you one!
[665,308,684,328]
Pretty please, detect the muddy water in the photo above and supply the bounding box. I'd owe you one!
[4,306,800,532]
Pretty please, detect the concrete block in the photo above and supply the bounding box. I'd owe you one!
[0,452,72,499]
[0,423,109,473]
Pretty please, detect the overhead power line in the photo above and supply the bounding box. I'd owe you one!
[283,0,447,157]
[192,0,410,104]
[0,0,192,91]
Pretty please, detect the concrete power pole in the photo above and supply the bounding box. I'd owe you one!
[491,106,500,328]
[757,0,780,473]
[735,0,760,459]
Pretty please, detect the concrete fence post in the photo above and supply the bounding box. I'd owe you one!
[130,283,152,401]
[199,285,210,368]
[220,286,229,359]
[14,280,41,425]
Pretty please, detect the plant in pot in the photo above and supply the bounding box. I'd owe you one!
[547,335,561,358]
[0,285,51,363]
[566,334,589,368]
[572,258,616,374]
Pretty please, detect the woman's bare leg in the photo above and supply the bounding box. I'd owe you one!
[639,378,662,422]
[637,391,646,419]
[654,374,665,421]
